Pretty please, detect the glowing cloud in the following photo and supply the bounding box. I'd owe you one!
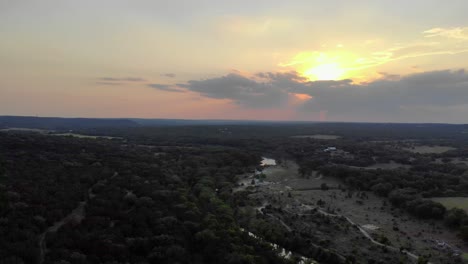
[279,26,468,83]
[279,51,361,81]
[304,63,345,81]
[423,27,468,40]
[293,93,313,100]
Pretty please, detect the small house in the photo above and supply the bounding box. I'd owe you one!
[324,147,337,152]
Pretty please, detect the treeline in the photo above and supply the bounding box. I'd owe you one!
[75,122,468,141]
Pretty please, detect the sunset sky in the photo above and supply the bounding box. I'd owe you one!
[1,0,468,123]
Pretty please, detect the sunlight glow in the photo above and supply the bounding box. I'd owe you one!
[303,63,345,81]
[280,50,377,82]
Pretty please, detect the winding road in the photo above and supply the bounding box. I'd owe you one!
[37,172,118,264]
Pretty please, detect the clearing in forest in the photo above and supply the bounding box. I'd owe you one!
[431,197,468,213]
[403,145,455,154]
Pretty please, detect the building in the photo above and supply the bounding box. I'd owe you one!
[324,147,337,152]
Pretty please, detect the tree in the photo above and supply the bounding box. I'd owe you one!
[459,225,468,241]
[320,183,329,191]
[388,189,417,207]
[444,208,468,228]
[371,183,393,197]
[417,256,429,264]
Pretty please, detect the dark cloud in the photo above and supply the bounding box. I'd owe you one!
[152,69,468,122]
[148,83,185,92]
[298,69,468,121]
[161,73,176,78]
[183,73,290,108]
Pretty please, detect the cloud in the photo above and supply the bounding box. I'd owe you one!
[217,16,294,36]
[378,72,400,80]
[96,77,147,86]
[161,73,176,78]
[375,28,468,63]
[156,69,468,122]
[96,81,122,86]
[298,69,468,121]
[178,73,292,108]
[98,77,146,82]
[423,27,468,40]
[278,27,468,82]
[148,83,185,92]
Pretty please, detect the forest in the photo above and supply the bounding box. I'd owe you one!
[1,122,468,263]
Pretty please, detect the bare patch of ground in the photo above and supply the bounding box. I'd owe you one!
[261,157,277,166]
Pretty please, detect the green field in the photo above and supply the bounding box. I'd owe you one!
[51,133,120,140]
[431,197,468,213]
[463,253,468,261]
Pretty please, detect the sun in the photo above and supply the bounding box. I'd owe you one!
[280,51,356,81]
[303,63,345,81]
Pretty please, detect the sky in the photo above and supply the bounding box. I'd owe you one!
[1,0,468,123]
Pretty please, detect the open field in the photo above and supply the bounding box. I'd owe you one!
[366,162,411,170]
[51,133,121,140]
[0,128,121,140]
[291,134,341,140]
[240,160,468,263]
[348,162,412,170]
[404,145,456,154]
[0,127,50,133]
[431,197,468,213]
[435,158,468,167]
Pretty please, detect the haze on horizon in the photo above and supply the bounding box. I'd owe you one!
[1,0,468,123]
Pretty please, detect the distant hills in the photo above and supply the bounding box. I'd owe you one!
[0,115,467,132]
[0,116,318,130]
[0,116,139,130]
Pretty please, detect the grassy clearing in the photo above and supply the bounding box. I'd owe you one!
[431,197,468,213]
[0,127,50,133]
[403,145,456,154]
[348,162,412,170]
[51,133,120,140]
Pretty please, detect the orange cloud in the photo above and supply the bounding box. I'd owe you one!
[294,93,313,100]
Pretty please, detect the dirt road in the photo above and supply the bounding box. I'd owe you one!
[37,172,118,264]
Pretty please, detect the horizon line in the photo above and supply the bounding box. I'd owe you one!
[1,115,467,126]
